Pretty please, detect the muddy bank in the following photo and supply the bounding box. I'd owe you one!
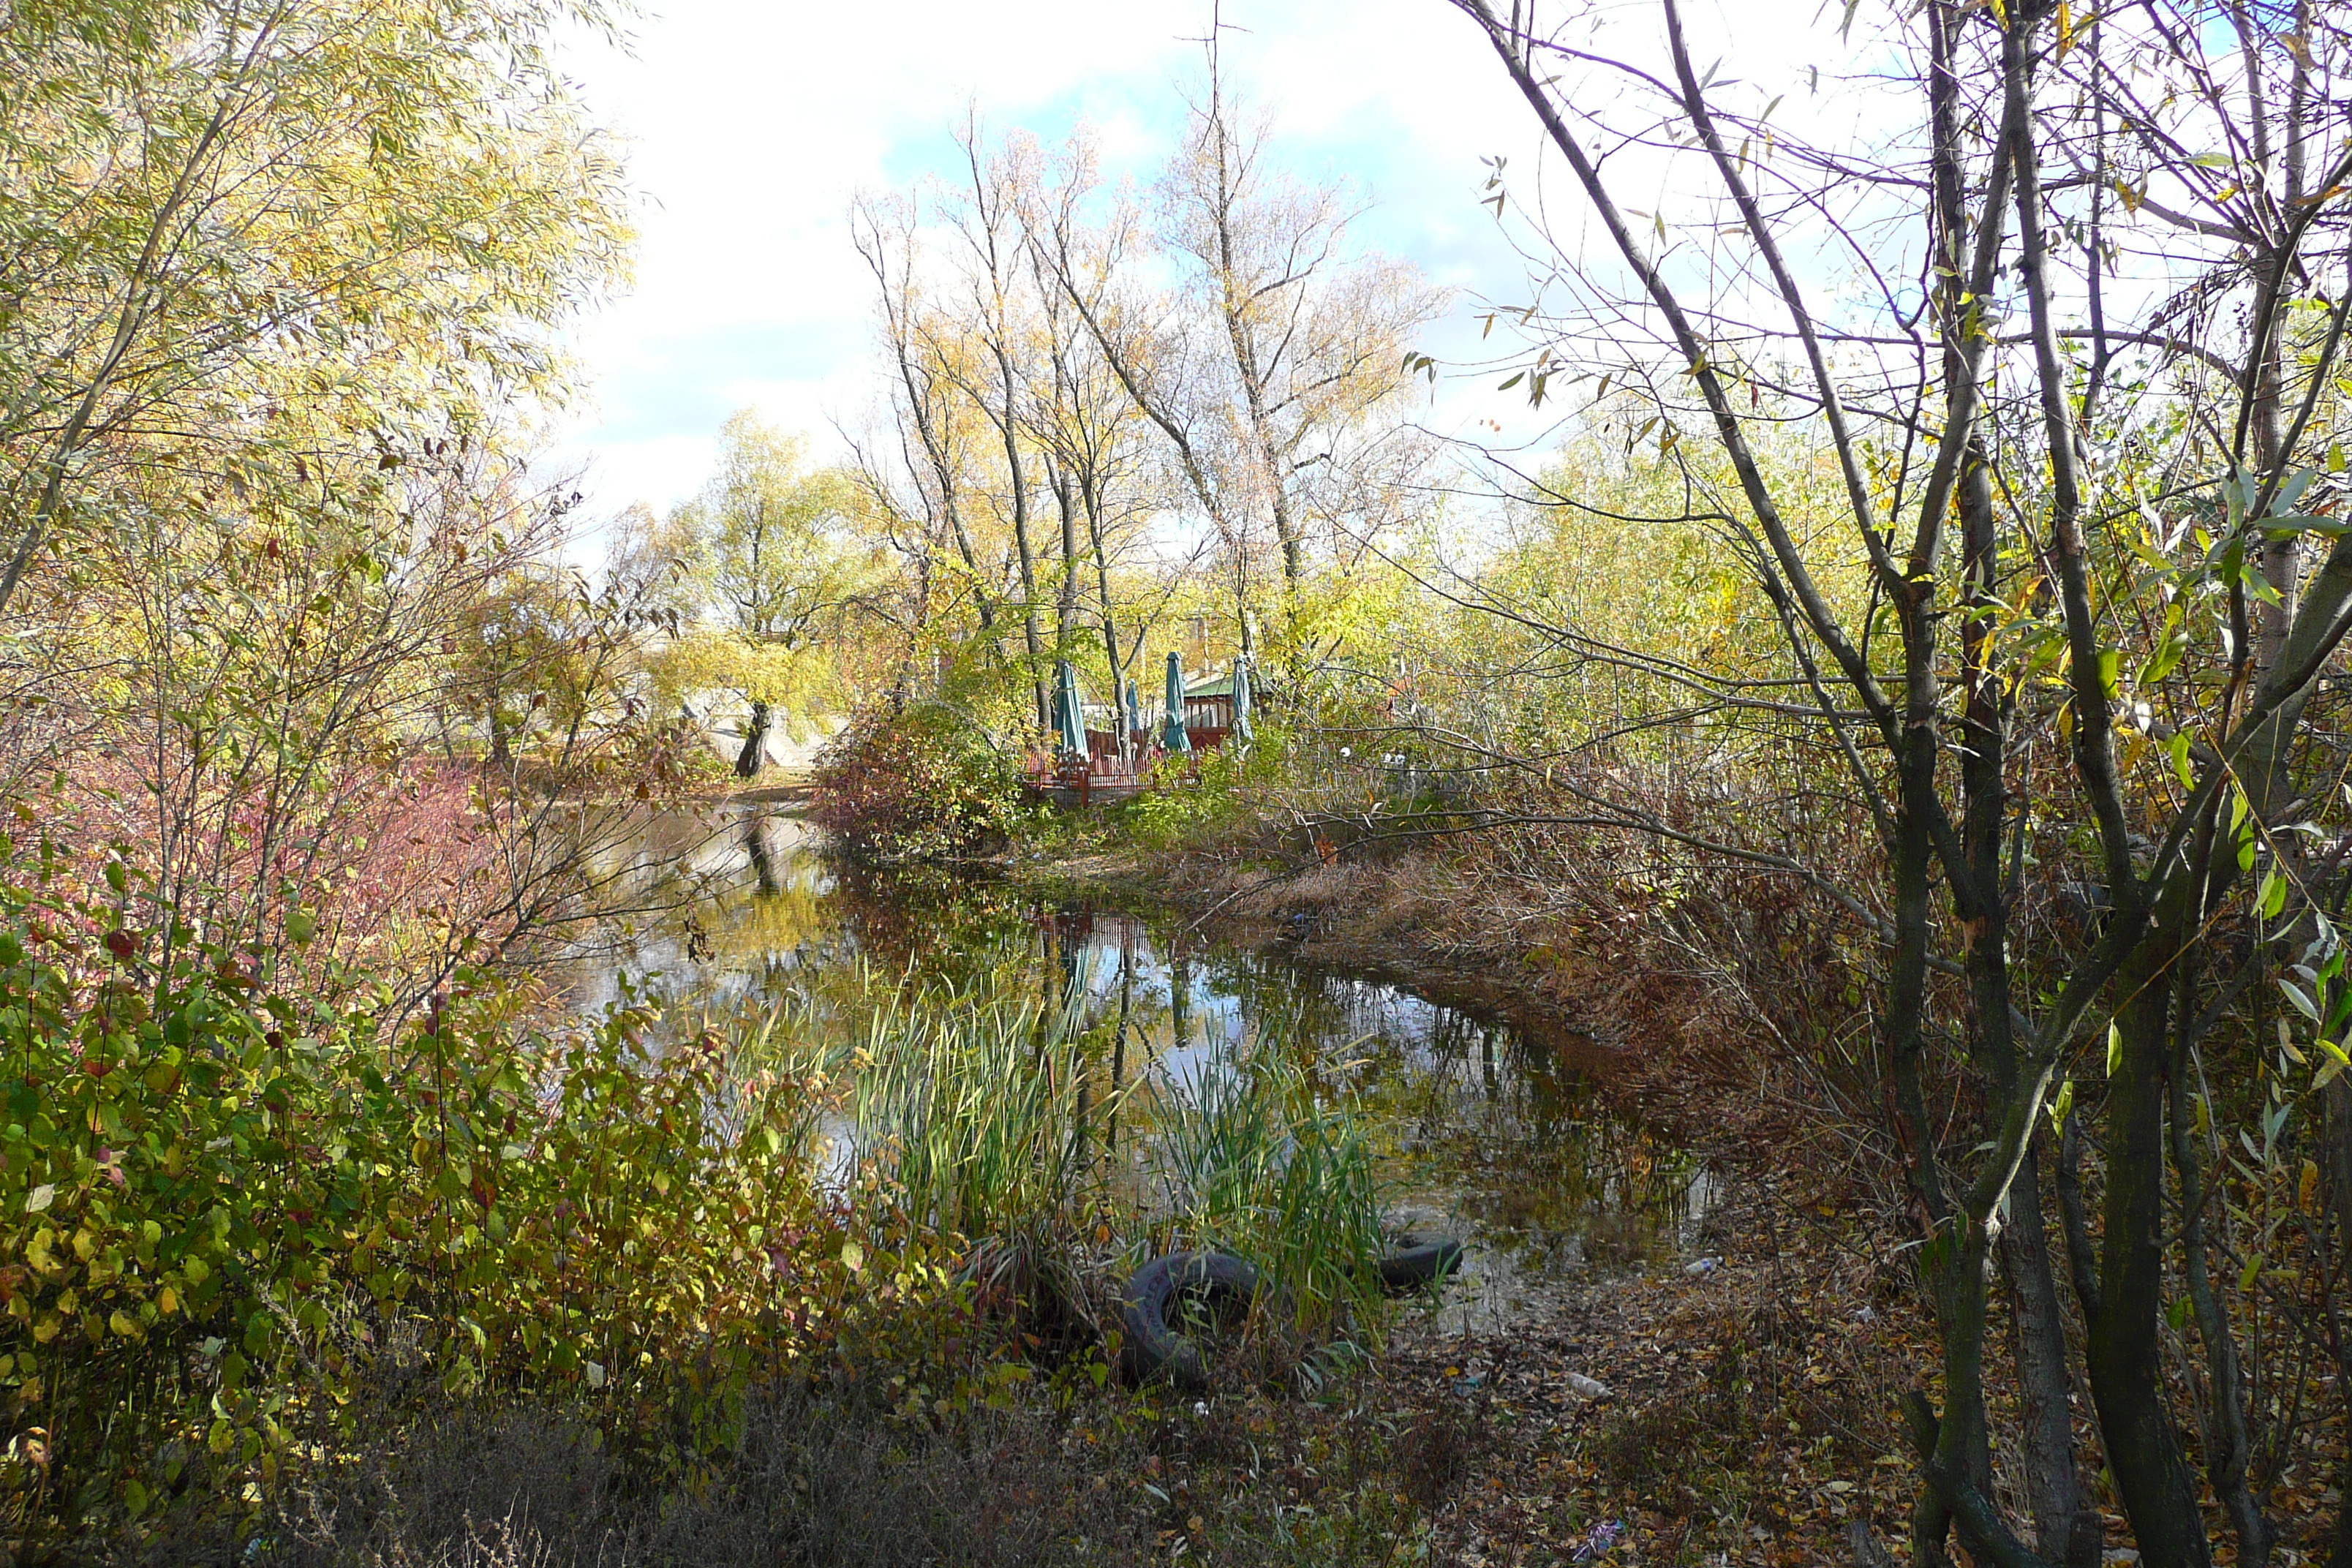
[1003,843,1950,1564]
[1014,847,1627,1064]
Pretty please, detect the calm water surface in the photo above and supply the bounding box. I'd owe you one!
[565,804,1714,1330]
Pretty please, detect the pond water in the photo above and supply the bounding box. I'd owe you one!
[563,803,1715,1332]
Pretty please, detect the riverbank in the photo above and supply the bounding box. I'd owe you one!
[998,834,1953,1567]
[1022,848,1614,1060]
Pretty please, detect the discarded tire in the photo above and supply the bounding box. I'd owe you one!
[1118,1238,1464,1390]
[1119,1250,1267,1392]
[1373,1237,1464,1293]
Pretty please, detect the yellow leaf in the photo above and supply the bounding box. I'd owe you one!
[840,1242,865,1273]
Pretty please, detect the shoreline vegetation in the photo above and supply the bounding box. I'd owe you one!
[11,0,2352,1564]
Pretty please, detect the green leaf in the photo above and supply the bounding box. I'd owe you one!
[2140,606,2189,685]
[2261,871,2291,922]
[2259,514,2352,539]
[2128,534,2176,573]
[2046,1078,2076,1134]
[2106,1021,2123,1077]
[2168,731,2194,789]
[2095,648,2121,700]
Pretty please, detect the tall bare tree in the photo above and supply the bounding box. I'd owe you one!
[1441,1,2352,1563]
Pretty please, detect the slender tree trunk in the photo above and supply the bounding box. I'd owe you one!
[735,699,769,779]
[744,813,778,897]
[1964,415,2096,1564]
[2091,913,2213,1568]
[1202,93,1304,645]
[1884,751,1969,1567]
[487,698,515,776]
[1083,478,1125,755]
[2322,1074,2352,1567]
[2169,965,2274,1566]
[2001,1141,2101,1568]
[1052,460,1080,657]
[992,355,1049,736]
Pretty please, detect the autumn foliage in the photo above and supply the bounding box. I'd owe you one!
[0,834,960,1548]
[807,705,1028,860]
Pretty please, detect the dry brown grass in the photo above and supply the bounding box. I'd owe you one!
[249,1383,1128,1568]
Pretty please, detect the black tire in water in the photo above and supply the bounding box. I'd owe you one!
[1373,1237,1464,1293]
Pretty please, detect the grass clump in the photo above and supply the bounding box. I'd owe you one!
[744,960,1391,1362]
[1150,1048,1387,1338]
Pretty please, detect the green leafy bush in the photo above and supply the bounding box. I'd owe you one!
[1120,728,1287,852]
[807,703,1028,859]
[0,837,954,1548]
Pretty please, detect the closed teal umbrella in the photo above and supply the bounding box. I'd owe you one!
[1161,652,1191,753]
[1123,679,1143,751]
[1231,657,1254,746]
[1055,660,1086,757]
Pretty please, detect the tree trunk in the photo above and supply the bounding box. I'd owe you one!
[1082,475,1126,755]
[487,706,514,776]
[1053,460,1080,657]
[2168,975,2273,1567]
[995,361,1048,736]
[2088,927,2213,1568]
[743,813,777,896]
[735,699,769,779]
[2001,1140,2102,1567]
[2322,1074,2352,1567]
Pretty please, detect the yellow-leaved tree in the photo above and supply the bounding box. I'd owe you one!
[642,412,878,777]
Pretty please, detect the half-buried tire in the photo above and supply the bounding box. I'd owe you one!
[1118,1240,1465,1390]
[1373,1237,1464,1293]
[1118,1251,1265,1392]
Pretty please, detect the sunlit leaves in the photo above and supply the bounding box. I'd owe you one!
[0,850,946,1538]
[0,0,630,609]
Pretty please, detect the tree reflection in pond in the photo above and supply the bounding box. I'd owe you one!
[563,806,1711,1322]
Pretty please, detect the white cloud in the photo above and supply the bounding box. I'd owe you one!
[541,0,1839,531]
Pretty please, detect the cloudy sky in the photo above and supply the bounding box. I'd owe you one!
[546,0,1853,527]
[540,0,1829,524]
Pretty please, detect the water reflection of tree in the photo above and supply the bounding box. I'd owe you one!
[1150,947,1703,1274]
[819,859,1033,976]
[585,834,1703,1277]
[1376,1015,1700,1272]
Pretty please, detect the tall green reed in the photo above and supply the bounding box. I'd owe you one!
[1149,1049,1386,1331]
[730,957,1387,1335]
[734,960,1114,1247]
